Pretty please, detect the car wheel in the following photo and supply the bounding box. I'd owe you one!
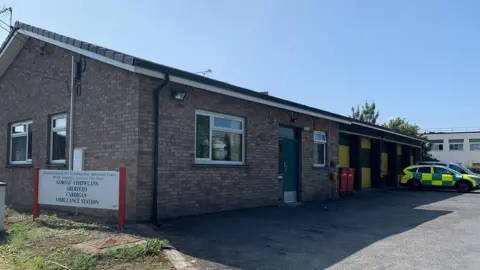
[457,181,472,193]
[408,179,422,190]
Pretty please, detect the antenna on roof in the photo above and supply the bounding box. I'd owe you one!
[195,69,212,77]
[0,7,12,29]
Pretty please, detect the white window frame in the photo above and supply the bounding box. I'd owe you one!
[10,120,33,165]
[195,110,245,165]
[50,114,67,164]
[449,143,463,151]
[313,131,327,167]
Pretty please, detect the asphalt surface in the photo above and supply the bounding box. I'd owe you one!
[159,189,480,270]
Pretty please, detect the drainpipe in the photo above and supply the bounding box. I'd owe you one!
[152,73,170,223]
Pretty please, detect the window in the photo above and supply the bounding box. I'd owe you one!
[449,144,463,151]
[50,114,67,163]
[449,139,464,151]
[417,167,431,174]
[408,168,418,173]
[433,167,452,174]
[313,131,326,167]
[195,110,244,165]
[471,144,480,151]
[470,139,480,151]
[449,164,468,174]
[10,121,33,164]
[432,144,443,151]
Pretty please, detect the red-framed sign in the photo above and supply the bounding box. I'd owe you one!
[33,167,126,230]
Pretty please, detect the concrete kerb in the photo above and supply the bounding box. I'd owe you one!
[163,248,197,270]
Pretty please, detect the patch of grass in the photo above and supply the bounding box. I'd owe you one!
[7,248,98,270]
[49,248,99,270]
[104,239,169,262]
[2,210,173,269]
[7,222,58,247]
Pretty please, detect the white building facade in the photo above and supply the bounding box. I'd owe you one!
[425,132,480,166]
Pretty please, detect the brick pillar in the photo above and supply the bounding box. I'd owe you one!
[371,139,381,188]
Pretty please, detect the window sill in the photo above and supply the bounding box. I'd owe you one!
[312,164,326,169]
[194,163,247,168]
[6,164,33,168]
[45,163,67,168]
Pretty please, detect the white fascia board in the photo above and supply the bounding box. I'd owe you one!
[0,31,26,79]
[132,66,165,79]
[170,75,352,124]
[0,31,23,59]
[354,122,425,142]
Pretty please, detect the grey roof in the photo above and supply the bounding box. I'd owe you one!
[1,21,424,143]
[14,21,135,65]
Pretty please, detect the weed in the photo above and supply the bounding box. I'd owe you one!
[48,248,98,270]
[143,239,170,256]
[9,222,29,238]
[73,228,90,236]
[32,256,47,268]
[104,239,169,262]
[7,222,30,247]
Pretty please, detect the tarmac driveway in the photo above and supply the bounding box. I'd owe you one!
[159,190,480,270]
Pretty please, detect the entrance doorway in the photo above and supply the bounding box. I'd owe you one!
[278,126,299,203]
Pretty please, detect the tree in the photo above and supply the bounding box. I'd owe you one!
[383,117,419,137]
[350,101,380,124]
[383,117,437,161]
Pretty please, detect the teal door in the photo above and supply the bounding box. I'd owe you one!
[279,126,299,203]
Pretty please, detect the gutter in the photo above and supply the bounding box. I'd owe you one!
[151,73,170,222]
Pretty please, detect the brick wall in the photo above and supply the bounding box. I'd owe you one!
[138,77,339,219]
[0,39,141,220]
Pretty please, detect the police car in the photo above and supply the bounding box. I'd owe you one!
[400,165,480,192]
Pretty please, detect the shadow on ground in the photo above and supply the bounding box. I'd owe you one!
[158,189,459,270]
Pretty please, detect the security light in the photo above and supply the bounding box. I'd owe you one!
[171,90,187,101]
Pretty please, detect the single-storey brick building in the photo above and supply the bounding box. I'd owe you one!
[0,22,423,221]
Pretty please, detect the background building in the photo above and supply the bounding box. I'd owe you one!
[425,131,480,166]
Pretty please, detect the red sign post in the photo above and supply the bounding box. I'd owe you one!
[33,168,40,220]
[118,167,126,230]
[33,167,127,230]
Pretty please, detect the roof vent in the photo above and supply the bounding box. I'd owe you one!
[260,91,269,95]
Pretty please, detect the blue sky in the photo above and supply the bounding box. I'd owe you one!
[1,0,479,131]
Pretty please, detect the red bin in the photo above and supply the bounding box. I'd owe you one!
[339,168,348,194]
[346,168,355,194]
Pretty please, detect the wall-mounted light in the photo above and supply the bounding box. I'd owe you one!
[289,111,298,123]
[171,90,187,101]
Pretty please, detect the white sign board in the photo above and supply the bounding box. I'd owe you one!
[39,170,119,210]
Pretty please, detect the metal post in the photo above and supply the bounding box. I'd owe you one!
[68,56,79,215]
[68,56,75,171]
